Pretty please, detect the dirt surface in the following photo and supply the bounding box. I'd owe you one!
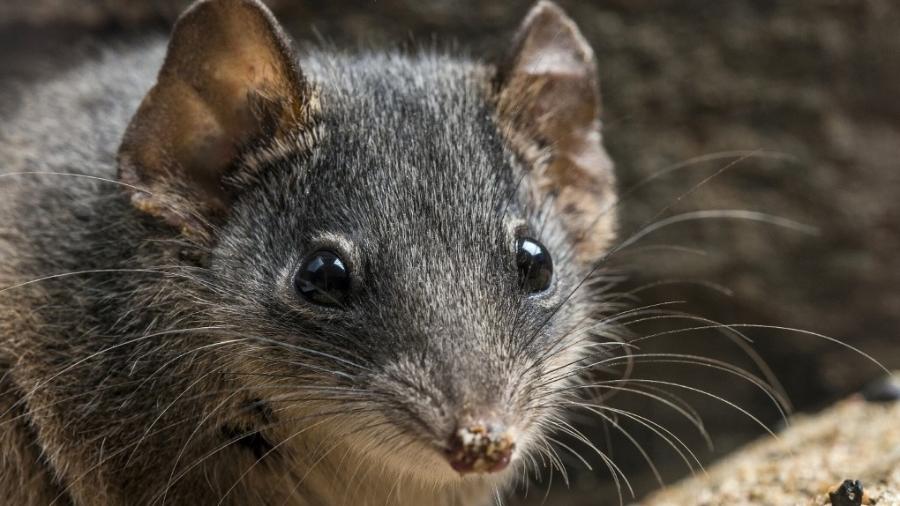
[642,386,900,506]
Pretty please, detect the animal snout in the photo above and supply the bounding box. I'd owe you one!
[444,422,516,474]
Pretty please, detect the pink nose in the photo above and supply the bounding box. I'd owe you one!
[444,423,515,474]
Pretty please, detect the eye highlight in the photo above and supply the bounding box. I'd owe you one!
[293,250,351,306]
[516,237,553,293]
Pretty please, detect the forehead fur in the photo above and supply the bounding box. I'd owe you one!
[302,51,513,222]
[234,51,535,261]
[227,51,530,317]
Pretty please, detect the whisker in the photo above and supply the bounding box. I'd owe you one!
[571,401,704,481]
[625,323,888,374]
[572,378,778,440]
[0,170,154,194]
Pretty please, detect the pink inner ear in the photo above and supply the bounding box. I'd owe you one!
[497,1,616,262]
[501,1,599,134]
[187,125,236,184]
[116,0,307,235]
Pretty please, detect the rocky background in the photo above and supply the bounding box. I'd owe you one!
[2,1,899,504]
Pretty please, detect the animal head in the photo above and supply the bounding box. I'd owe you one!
[118,0,616,488]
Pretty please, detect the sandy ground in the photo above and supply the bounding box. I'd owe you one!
[642,380,900,506]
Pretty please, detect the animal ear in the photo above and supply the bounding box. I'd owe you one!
[498,0,616,261]
[117,0,310,235]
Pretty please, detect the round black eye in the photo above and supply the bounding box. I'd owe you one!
[516,237,553,293]
[293,250,351,306]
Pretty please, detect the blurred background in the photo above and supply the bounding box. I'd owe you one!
[2,1,899,504]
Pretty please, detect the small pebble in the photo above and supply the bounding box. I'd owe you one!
[829,479,863,506]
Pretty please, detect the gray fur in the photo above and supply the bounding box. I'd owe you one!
[0,12,616,506]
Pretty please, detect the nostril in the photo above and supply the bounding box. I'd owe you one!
[444,423,515,474]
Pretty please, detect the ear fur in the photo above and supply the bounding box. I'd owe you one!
[117,0,310,235]
[498,0,616,261]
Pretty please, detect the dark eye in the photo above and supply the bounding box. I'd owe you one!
[516,237,553,293]
[293,250,351,306]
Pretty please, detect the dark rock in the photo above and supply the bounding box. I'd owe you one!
[829,479,863,506]
[863,374,900,403]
